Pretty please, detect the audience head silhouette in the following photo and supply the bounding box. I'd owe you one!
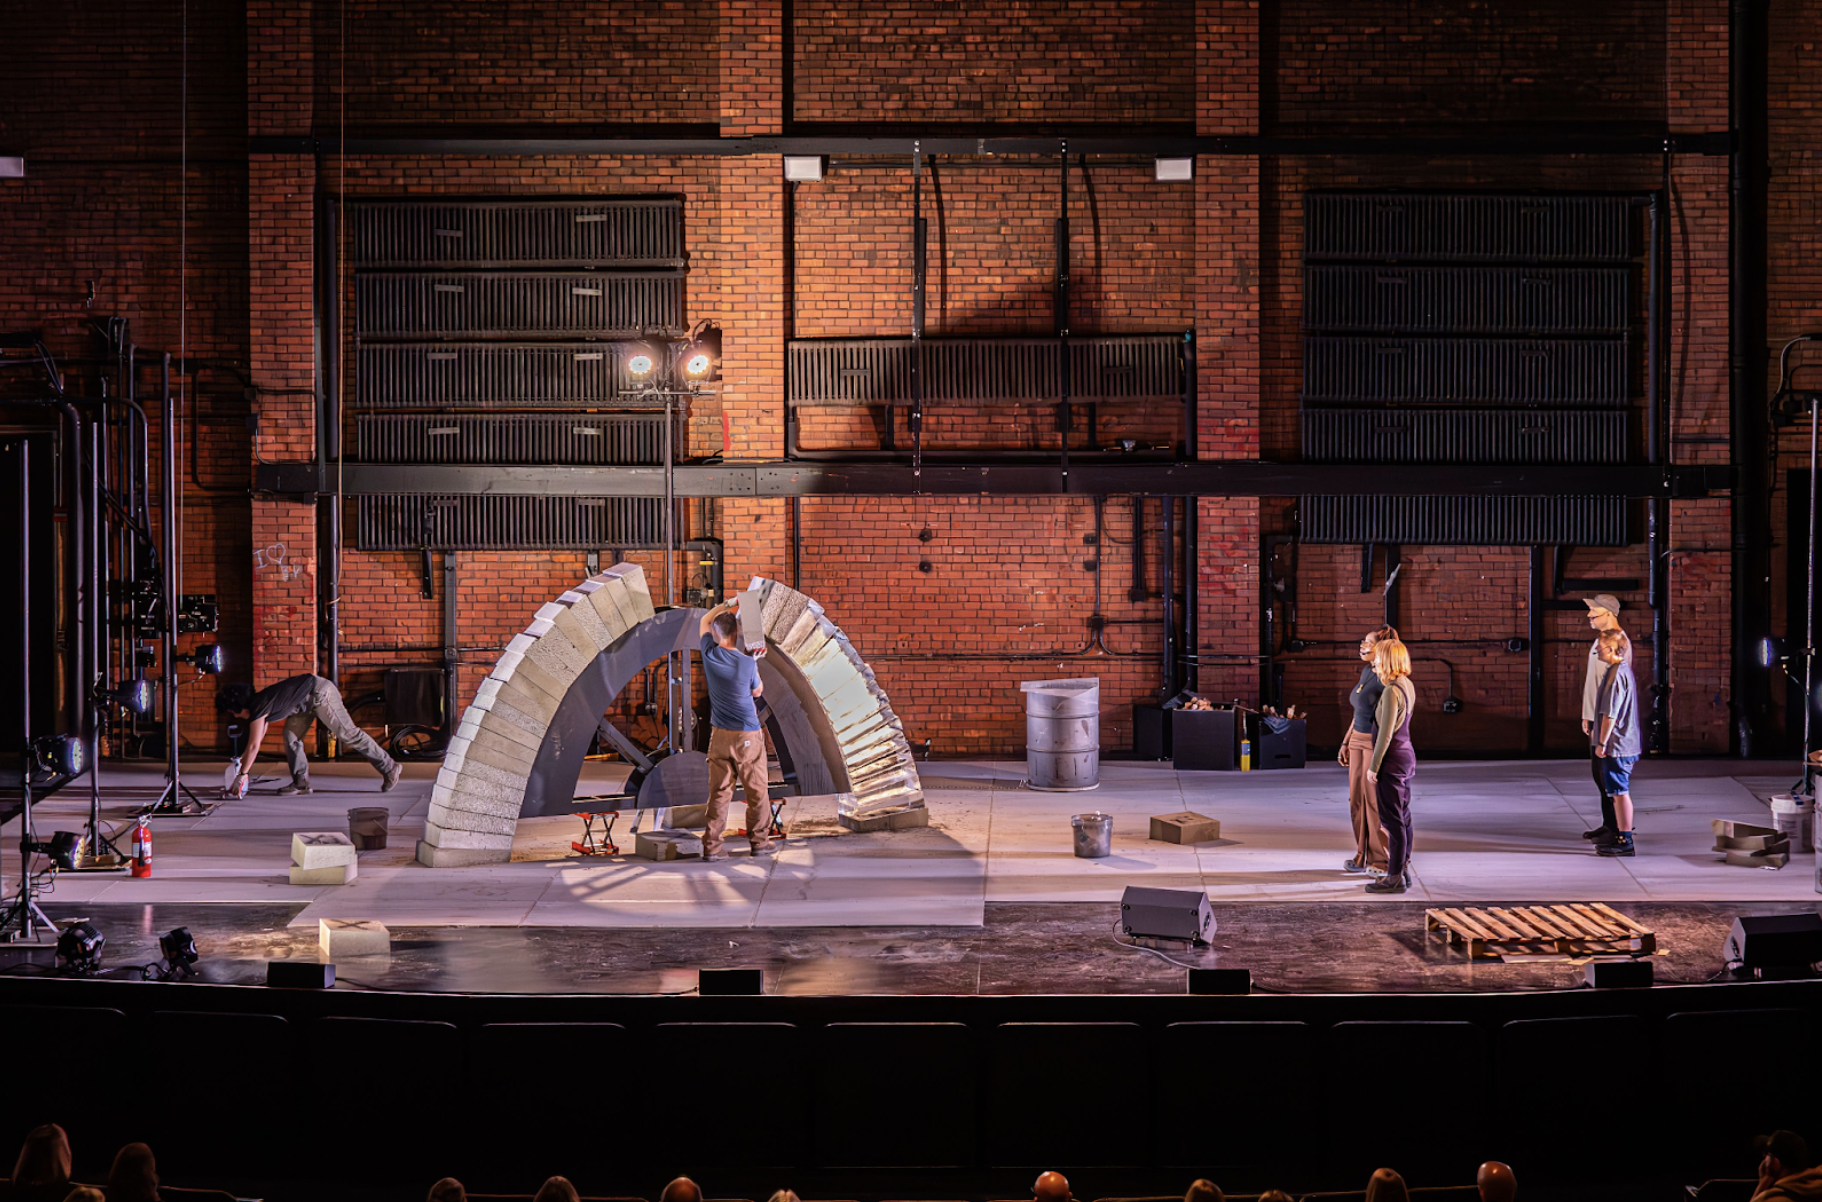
[1364,1168,1410,1202]
[107,1142,160,1202]
[1257,1192,1295,1202]
[62,1189,105,1202]
[1183,1179,1223,1202]
[1033,1171,1072,1202]
[1477,1160,1517,1202]
[532,1177,580,1202]
[662,1177,703,1202]
[14,1125,72,1188]
[426,1178,467,1202]
[766,1191,802,1202]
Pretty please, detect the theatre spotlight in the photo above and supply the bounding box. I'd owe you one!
[111,678,155,714]
[150,927,200,981]
[179,644,224,674]
[42,832,84,872]
[55,920,105,976]
[686,352,711,377]
[624,342,658,378]
[32,734,85,776]
[1759,636,1788,669]
[684,325,721,379]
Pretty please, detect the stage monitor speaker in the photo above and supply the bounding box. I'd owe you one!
[1121,886,1215,944]
[1188,968,1251,994]
[1723,913,1822,968]
[267,961,335,989]
[699,968,763,996]
[1585,959,1653,989]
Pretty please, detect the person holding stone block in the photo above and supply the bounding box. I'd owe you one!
[218,674,403,797]
[698,598,775,861]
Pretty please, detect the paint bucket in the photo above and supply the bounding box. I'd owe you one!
[1021,677,1101,791]
[1771,794,1814,855]
[1072,811,1114,859]
[348,807,390,851]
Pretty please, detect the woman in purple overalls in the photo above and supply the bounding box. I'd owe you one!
[1364,638,1417,894]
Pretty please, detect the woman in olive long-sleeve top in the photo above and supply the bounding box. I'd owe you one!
[1364,638,1418,894]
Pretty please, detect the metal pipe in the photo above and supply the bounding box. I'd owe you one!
[1649,175,1672,752]
[1806,395,1818,797]
[1731,0,1771,756]
[161,355,180,789]
[1161,496,1175,701]
[910,141,925,484]
[1057,141,1071,484]
[1186,497,1198,693]
[791,496,803,589]
[1528,547,1545,755]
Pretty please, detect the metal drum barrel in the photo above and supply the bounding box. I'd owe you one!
[1020,677,1101,791]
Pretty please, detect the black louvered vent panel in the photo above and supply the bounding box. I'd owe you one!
[1301,337,1628,406]
[346,199,685,268]
[357,495,666,552]
[1303,195,1632,263]
[1301,408,1625,464]
[356,414,668,465]
[355,343,662,409]
[788,335,1186,405]
[355,273,686,339]
[1305,267,1628,335]
[1300,496,1627,546]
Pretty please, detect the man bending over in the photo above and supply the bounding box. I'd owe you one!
[217,674,402,797]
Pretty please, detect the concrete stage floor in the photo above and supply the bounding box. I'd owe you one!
[1,756,1814,994]
[8,755,1817,927]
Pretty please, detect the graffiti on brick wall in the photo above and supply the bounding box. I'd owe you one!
[254,542,305,581]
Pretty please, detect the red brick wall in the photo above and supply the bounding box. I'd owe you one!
[0,0,1759,761]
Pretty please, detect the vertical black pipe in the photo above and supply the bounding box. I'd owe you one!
[1528,546,1546,755]
[1186,496,1198,693]
[791,496,803,589]
[15,441,29,929]
[1056,142,1071,483]
[1129,497,1147,603]
[1162,497,1176,701]
[909,143,925,480]
[87,415,105,855]
[161,355,180,787]
[1649,174,1671,753]
[319,196,341,695]
[1732,0,1771,755]
[443,552,458,745]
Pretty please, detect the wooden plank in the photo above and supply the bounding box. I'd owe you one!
[1466,908,1524,941]
[1547,905,1605,939]
[1438,907,1498,942]
[1489,907,1544,940]
[1569,903,1622,937]
[1516,907,1571,939]
[1590,902,1653,937]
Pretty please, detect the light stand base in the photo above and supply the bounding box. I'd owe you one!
[134,778,215,819]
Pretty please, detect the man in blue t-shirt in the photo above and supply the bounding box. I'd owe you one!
[697,598,774,861]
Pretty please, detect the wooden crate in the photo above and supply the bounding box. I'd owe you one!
[1424,903,1655,961]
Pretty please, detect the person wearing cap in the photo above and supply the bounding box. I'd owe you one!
[1579,594,1631,848]
[1753,1130,1822,1201]
[1590,629,1643,856]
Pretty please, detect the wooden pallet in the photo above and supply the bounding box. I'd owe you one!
[1424,903,1656,961]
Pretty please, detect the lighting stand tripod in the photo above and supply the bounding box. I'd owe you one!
[1768,335,1820,896]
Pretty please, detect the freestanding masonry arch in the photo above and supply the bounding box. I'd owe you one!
[417,564,925,866]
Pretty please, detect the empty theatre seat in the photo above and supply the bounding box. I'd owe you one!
[309,1016,462,1181]
[986,1022,1149,1165]
[813,1023,976,1166]
[1496,1014,1646,1174]
[1660,1009,1821,1174]
[1325,1022,1490,1176]
[0,1004,127,1153]
[470,1023,628,1174]
[1157,1022,1315,1163]
[651,1023,801,1165]
[148,1010,294,1177]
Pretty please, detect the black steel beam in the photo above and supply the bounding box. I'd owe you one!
[250,131,1732,159]
[256,460,1733,499]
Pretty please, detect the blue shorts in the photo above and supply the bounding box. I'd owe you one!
[1596,754,1637,796]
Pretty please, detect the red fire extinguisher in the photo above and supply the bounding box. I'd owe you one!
[130,817,152,878]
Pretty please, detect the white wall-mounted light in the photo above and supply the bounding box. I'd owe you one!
[1155,157,1193,182]
[784,155,825,182]
[0,157,25,179]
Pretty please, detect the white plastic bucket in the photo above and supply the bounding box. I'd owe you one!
[1771,794,1815,855]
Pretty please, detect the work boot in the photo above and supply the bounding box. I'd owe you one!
[1365,874,1407,894]
[381,762,404,792]
[1342,857,1372,875]
[1597,832,1636,857]
[276,776,313,796]
[1583,824,1614,842]
[749,841,777,858]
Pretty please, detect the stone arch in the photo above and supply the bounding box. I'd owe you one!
[417,566,924,866]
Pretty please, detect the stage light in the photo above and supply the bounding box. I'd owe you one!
[627,351,654,377]
[112,678,155,714]
[55,920,105,975]
[783,155,824,182]
[1155,157,1194,182]
[1759,636,1786,668]
[44,832,83,872]
[684,325,721,380]
[686,353,711,377]
[155,927,200,980]
[32,734,84,776]
[180,643,224,674]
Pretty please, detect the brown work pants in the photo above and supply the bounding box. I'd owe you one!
[1345,728,1390,871]
[704,726,772,856]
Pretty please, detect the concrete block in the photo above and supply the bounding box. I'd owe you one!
[526,625,591,681]
[838,806,930,833]
[467,722,541,767]
[607,563,656,621]
[471,677,505,712]
[565,594,615,651]
[523,617,556,640]
[416,839,511,867]
[423,822,514,851]
[635,828,703,860]
[487,647,527,684]
[427,800,520,836]
[477,693,547,740]
[504,632,539,657]
[735,588,767,651]
[1150,811,1223,845]
[289,860,358,886]
[495,677,562,726]
[474,708,544,751]
[552,607,605,660]
[439,775,526,817]
[445,754,530,793]
[291,832,358,869]
[533,601,569,624]
[587,577,639,634]
[319,918,390,957]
